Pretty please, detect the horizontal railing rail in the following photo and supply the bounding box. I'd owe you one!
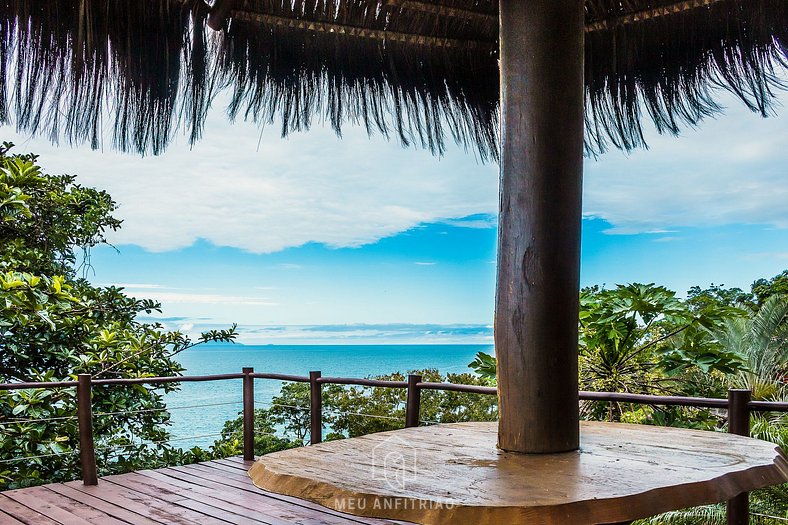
[317,377,408,388]
[578,391,731,409]
[2,369,785,524]
[417,381,497,395]
[250,372,310,382]
[93,373,245,386]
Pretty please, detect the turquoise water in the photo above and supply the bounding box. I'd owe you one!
[164,344,493,448]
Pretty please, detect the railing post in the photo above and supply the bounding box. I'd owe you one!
[727,388,752,525]
[309,371,322,445]
[242,367,255,461]
[405,374,422,428]
[77,374,97,486]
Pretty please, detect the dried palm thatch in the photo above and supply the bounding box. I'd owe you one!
[0,0,206,154]
[220,0,500,160]
[0,0,786,160]
[585,0,788,153]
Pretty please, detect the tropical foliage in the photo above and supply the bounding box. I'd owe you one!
[0,143,235,489]
[212,369,497,451]
[469,277,788,524]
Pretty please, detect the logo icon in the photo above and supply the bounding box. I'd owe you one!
[371,434,419,490]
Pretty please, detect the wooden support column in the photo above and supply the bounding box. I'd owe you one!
[405,374,422,428]
[309,371,323,444]
[496,0,585,453]
[727,389,752,525]
[242,367,255,461]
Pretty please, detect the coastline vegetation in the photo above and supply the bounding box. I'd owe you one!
[2,145,788,522]
[0,143,235,487]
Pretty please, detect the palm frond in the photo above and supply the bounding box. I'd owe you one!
[636,504,726,525]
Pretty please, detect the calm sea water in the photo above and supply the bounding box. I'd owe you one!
[164,344,493,448]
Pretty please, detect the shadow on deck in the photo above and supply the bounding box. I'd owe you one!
[0,457,404,524]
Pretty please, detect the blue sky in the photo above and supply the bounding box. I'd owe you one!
[2,89,787,344]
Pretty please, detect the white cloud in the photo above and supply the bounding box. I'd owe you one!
[585,91,788,234]
[233,323,493,345]
[137,318,496,344]
[743,252,788,261]
[2,99,497,254]
[3,87,786,248]
[414,262,437,266]
[652,236,682,243]
[126,289,278,306]
[440,215,497,229]
[101,283,167,289]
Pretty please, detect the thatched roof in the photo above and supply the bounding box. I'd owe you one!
[0,0,786,160]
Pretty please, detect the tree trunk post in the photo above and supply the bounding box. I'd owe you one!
[496,0,585,453]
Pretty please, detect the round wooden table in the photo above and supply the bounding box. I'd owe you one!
[248,422,788,525]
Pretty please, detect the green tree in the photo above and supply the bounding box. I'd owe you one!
[0,143,235,489]
[470,284,744,409]
[325,370,497,438]
[752,271,788,305]
[686,283,754,311]
[210,407,302,457]
[711,295,788,399]
[269,382,312,443]
[211,370,497,450]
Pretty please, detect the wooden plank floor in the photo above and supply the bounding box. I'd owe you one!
[0,457,406,525]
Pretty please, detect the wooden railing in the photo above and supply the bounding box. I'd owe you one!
[0,370,783,525]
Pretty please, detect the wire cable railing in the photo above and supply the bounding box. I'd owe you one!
[0,449,79,464]
[93,400,243,418]
[323,408,403,422]
[751,512,788,522]
[254,401,309,411]
[2,368,786,524]
[0,414,77,425]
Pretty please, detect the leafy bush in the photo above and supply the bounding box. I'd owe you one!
[0,143,235,488]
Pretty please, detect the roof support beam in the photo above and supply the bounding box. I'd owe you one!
[384,0,496,24]
[231,10,493,49]
[586,0,720,32]
[496,0,584,454]
[219,0,729,45]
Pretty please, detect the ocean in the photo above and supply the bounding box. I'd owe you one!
[164,344,493,448]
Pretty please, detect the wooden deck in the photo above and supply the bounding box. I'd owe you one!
[0,457,404,525]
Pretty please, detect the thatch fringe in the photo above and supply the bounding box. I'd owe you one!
[180,2,222,145]
[0,0,785,161]
[220,0,499,161]
[0,0,201,155]
[584,0,788,153]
